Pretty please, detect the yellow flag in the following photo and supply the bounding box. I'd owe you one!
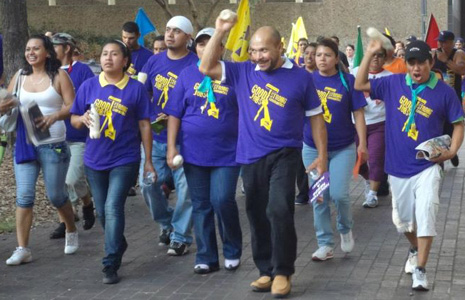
[286,17,308,59]
[384,27,391,36]
[225,0,251,62]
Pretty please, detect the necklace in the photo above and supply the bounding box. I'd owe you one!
[29,75,46,85]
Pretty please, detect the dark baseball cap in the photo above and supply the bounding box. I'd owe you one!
[436,30,455,42]
[405,40,432,62]
[406,35,417,42]
[51,33,78,49]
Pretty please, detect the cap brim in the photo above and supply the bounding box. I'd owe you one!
[195,34,211,43]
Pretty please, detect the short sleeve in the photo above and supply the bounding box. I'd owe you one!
[304,72,322,116]
[348,75,367,111]
[223,61,243,88]
[70,81,89,115]
[444,87,465,123]
[135,83,151,121]
[369,76,390,102]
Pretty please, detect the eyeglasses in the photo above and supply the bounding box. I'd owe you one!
[374,53,385,58]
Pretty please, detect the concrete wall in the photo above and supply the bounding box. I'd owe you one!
[13,0,450,46]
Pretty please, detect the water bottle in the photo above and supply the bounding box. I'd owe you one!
[143,172,155,186]
[309,169,319,181]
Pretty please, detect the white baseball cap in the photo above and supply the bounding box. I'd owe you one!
[195,27,215,42]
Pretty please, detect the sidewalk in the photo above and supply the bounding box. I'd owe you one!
[1,153,465,300]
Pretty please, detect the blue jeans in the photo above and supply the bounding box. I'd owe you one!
[139,141,193,245]
[85,162,139,270]
[302,143,355,248]
[14,141,70,208]
[184,163,242,267]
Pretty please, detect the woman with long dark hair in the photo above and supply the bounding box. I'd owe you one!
[70,40,154,284]
[302,38,367,261]
[2,34,78,266]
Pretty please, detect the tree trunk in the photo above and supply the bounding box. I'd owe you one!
[154,0,174,21]
[1,0,29,85]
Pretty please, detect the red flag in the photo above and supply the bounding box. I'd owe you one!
[425,14,440,49]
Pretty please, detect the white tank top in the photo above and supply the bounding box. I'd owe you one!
[20,76,66,145]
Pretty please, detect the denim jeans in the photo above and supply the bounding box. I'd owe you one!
[139,140,193,245]
[302,142,356,248]
[14,141,70,208]
[66,142,89,204]
[184,163,242,268]
[242,148,299,277]
[85,162,139,270]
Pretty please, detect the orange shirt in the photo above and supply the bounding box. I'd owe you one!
[383,57,407,74]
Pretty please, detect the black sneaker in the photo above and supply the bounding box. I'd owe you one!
[159,228,172,246]
[295,196,309,205]
[451,155,459,167]
[82,203,96,230]
[102,266,120,284]
[167,241,189,256]
[377,179,390,197]
[50,222,66,239]
[127,187,137,197]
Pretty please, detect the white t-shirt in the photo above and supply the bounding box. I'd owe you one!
[352,67,392,125]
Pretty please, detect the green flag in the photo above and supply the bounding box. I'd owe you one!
[353,26,364,68]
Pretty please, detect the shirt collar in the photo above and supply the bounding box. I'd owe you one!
[99,72,130,90]
[254,57,293,71]
[405,72,438,89]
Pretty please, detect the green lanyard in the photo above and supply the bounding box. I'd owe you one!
[197,61,216,104]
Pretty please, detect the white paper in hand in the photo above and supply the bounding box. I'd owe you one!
[219,9,236,21]
[366,27,394,51]
[89,104,101,139]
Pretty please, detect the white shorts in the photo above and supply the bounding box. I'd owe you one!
[389,164,442,237]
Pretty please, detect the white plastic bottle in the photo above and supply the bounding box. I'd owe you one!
[172,154,184,168]
[89,104,101,139]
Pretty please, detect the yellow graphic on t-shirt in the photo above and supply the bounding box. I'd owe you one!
[193,82,230,119]
[250,83,287,131]
[397,95,433,141]
[126,63,137,76]
[317,87,342,124]
[155,72,178,109]
[94,96,128,141]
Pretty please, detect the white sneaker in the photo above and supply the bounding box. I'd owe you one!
[363,193,378,208]
[312,246,334,261]
[224,258,240,270]
[64,231,79,254]
[6,247,32,266]
[364,180,371,197]
[412,267,429,291]
[405,249,418,274]
[340,230,354,253]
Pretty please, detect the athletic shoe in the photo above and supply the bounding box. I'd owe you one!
[451,155,459,167]
[405,248,418,274]
[158,228,171,246]
[364,180,371,197]
[363,194,378,208]
[412,267,429,291]
[340,230,354,253]
[50,222,66,239]
[127,186,136,197]
[193,264,220,274]
[311,246,334,261]
[294,196,308,205]
[167,241,189,256]
[6,247,32,266]
[64,231,79,254]
[82,203,95,230]
[102,266,120,284]
[224,258,240,271]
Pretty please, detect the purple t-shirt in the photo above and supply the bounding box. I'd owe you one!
[127,46,153,76]
[164,64,238,167]
[370,73,464,177]
[304,72,367,151]
[223,60,321,164]
[141,51,198,143]
[63,61,95,143]
[70,73,151,170]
